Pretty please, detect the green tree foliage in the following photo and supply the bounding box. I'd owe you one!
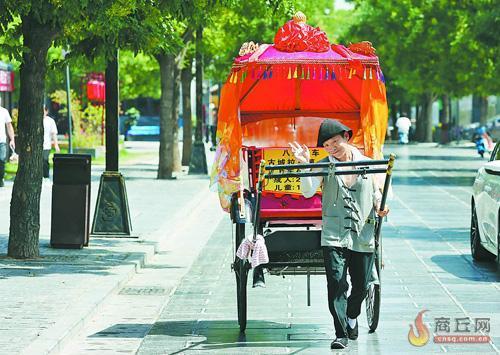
[120,51,160,100]
[0,0,143,258]
[344,0,498,141]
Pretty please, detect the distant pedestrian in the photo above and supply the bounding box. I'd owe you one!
[396,114,411,144]
[210,107,218,151]
[473,126,493,159]
[43,106,60,178]
[0,104,15,187]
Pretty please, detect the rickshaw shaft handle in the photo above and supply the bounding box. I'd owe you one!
[265,159,389,171]
[265,168,387,179]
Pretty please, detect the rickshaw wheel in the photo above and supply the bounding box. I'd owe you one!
[366,238,382,332]
[234,221,249,332]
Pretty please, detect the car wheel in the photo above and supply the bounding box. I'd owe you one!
[470,203,496,262]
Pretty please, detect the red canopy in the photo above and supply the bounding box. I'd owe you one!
[211,13,389,211]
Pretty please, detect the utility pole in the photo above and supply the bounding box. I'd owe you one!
[189,26,208,174]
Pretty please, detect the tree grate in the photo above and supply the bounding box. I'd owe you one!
[119,286,168,295]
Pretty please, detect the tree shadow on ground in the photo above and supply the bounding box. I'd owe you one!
[0,235,181,279]
[385,226,471,242]
[430,254,500,282]
[383,226,500,282]
[392,175,475,187]
[398,168,479,173]
[406,155,480,162]
[94,320,339,353]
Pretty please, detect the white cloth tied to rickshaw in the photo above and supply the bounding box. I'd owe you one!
[236,234,269,268]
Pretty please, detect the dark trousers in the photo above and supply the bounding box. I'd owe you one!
[43,150,50,178]
[0,142,6,183]
[323,247,374,338]
[347,250,375,320]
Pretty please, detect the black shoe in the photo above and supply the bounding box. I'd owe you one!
[347,322,358,340]
[330,337,348,349]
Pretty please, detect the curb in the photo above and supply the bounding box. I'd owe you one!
[20,181,213,355]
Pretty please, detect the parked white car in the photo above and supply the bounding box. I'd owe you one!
[471,141,500,261]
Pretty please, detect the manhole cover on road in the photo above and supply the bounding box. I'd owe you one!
[119,286,168,295]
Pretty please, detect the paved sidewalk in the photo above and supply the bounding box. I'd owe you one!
[0,143,216,355]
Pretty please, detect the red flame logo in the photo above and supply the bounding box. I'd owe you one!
[408,310,430,347]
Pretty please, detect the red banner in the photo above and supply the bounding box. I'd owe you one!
[0,70,14,92]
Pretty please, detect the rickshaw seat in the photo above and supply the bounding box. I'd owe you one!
[259,193,322,219]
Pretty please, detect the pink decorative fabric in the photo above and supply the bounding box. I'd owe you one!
[236,234,269,268]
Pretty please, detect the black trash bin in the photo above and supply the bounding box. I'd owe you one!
[50,154,92,248]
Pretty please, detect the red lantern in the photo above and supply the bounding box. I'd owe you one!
[87,79,105,103]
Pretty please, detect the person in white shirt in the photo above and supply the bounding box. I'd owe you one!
[395,114,411,144]
[0,104,15,187]
[43,106,60,178]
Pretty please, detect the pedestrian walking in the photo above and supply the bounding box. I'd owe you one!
[43,106,60,178]
[395,114,411,144]
[210,107,218,151]
[290,119,389,350]
[0,103,15,187]
[473,126,494,159]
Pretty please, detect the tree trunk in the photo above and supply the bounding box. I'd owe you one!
[479,96,488,126]
[8,15,56,258]
[156,53,175,179]
[172,61,182,172]
[181,63,193,166]
[423,93,434,142]
[439,95,450,144]
[416,100,425,142]
[390,103,398,140]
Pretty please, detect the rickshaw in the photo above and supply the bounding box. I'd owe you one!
[210,12,393,333]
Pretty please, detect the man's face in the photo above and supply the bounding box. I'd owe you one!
[323,133,350,158]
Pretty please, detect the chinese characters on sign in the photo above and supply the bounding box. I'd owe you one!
[263,147,328,193]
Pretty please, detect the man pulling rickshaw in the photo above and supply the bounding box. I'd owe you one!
[210,11,395,350]
[290,119,389,349]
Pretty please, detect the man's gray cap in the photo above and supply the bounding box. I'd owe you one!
[316,119,353,147]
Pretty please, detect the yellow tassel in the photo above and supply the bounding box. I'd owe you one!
[287,67,292,79]
[348,68,353,79]
[363,68,367,80]
[369,68,373,80]
[234,72,238,83]
[229,72,234,83]
[293,67,298,79]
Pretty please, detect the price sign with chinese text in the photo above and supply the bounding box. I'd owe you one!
[263,147,328,193]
